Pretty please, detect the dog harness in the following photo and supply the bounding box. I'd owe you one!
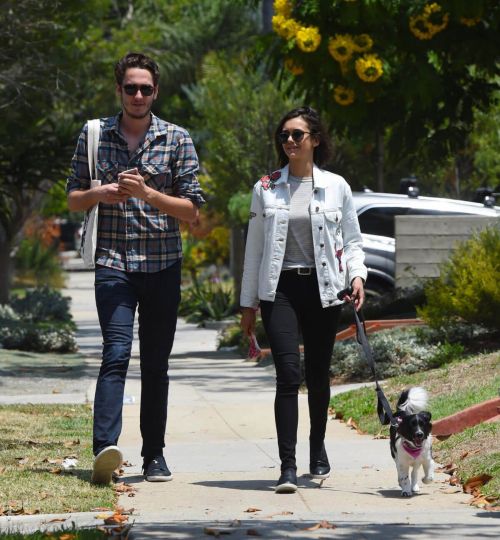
[402,440,423,459]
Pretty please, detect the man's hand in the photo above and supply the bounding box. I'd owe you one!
[240,307,257,337]
[344,277,365,311]
[117,168,150,200]
[97,183,129,205]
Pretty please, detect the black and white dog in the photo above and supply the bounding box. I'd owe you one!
[390,387,434,497]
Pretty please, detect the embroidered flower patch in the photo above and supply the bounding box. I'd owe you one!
[260,170,281,190]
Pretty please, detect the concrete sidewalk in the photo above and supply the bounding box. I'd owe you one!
[2,271,498,538]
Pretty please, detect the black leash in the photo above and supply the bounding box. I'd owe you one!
[337,287,398,428]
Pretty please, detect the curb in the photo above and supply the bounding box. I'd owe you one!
[433,396,500,438]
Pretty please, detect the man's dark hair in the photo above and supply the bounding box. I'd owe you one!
[274,106,333,168]
[114,52,160,87]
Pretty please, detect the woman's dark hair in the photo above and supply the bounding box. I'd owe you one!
[114,52,160,87]
[274,106,332,168]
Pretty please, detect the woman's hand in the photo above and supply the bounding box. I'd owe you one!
[344,277,365,311]
[240,307,257,337]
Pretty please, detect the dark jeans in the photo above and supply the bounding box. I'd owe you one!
[93,262,181,458]
[260,270,342,471]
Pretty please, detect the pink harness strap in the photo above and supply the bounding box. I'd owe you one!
[402,440,423,459]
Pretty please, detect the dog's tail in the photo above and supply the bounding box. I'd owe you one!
[397,387,428,414]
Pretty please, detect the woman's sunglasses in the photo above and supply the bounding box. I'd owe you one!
[277,129,312,144]
[122,84,155,96]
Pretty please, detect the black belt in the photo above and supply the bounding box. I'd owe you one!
[283,267,315,275]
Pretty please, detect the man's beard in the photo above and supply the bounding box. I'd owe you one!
[122,101,152,120]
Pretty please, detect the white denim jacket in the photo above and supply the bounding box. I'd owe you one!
[240,164,367,309]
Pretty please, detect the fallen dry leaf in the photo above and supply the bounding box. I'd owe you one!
[244,507,261,513]
[103,513,129,525]
[59,534,76,540]
[49,467,63,475]
[46,518,67,524]
[263,510,294,518]
[346,417,364,434]
[114,482,136,494]
[449,475,460,486]
[63,439,80,448]
[437,463,457,475]
[301,520,336,531]
[0,467,6,474]
[204,526,232,536]
[464,474,493,494]
[442,488,462,494]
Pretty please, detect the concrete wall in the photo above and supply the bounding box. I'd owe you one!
[395,215,499,289]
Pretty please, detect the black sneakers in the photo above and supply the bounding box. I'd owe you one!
[143,455,173,482]
[309,444,331,479]
[275,468,297,493]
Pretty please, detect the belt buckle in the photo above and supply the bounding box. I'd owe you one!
[298,267,312,275]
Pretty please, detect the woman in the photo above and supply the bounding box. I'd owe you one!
[240,106,367,493]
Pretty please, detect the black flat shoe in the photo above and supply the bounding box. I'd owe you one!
[310,444,330,479]
[275,468,297,493]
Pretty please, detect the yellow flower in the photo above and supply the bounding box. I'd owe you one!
[460,16,481,27]
[333,85,355,106]
[272,14,299,40]
[273,0,292,17]
[409,3,449,40]
[285,58,304,76]
[295,26,321,53]
[328,34,355,62]
[352,33,373,53]
[355,54,383,83]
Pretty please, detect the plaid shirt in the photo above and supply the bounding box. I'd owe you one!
[67,113,205,273]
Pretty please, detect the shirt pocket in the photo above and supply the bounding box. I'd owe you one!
[96,161,118,184]
[141,163,171,192]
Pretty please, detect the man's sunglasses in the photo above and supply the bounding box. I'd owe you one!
[277,129,312,144]
[122,84,155,96]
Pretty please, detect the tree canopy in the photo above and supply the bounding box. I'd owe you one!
[267,0,500,190]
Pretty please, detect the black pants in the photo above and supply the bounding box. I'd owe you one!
[260,270,342,471]
[93,262,181,458]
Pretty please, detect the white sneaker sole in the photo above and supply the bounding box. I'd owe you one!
[91,446,123,484]
[146,474,173,482]
[275,482,297,494]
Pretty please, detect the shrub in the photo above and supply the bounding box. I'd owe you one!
[10,287,74,325]
[417,227,500,330]
[0,288,76,353]
[330,327,465,381]
[14,236,65,289]
[180,279,235,323]
[0,322,77,353]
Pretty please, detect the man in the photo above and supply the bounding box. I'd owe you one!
[67,52,204,484]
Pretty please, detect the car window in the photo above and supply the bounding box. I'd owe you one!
[357,207,409,237]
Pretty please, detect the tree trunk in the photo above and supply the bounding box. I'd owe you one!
[261,0,274,33]
[230,225,245,308]
[376,127,385,192]
[0,236,12,304]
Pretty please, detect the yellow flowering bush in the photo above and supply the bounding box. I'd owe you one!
[355,53,383,82]
[352,33,373,53]
[273,0,292,18]
[333,85,355,106]
[295,26,321,52]
[409,2,449,40]
[460,16,481,27]
[328,34,355,62]
[272,14,300,40]
[285,57,304,75]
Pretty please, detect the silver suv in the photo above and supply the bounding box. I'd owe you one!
[353,192,500,296]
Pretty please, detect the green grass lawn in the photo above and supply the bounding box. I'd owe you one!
[0,404,115,515]
[330,351,500,502]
